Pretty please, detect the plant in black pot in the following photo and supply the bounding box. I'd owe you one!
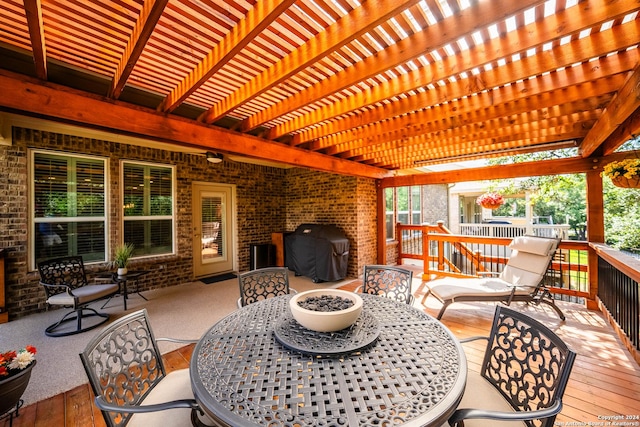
[111,242,134,276]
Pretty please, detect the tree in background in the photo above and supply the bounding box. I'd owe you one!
[487,138,639,252]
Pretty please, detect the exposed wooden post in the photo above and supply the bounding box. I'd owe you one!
[586,170,604,310]
[377,181,386,265]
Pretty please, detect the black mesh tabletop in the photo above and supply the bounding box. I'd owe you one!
[191,294,467,427]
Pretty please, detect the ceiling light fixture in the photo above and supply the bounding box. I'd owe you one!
[206,151,224,164]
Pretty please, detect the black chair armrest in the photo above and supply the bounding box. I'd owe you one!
[39,281,75,296]
[156,337,199,345]
[448,400,562,426]
[95,396,200,414]
[459,335,489,344]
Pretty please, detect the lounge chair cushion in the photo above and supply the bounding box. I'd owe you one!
[508,235,555,256]
[46,283,120,306]
[500,251,550,286]
[428,277,531,301]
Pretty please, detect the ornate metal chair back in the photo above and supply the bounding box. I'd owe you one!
[79,309,165,427]
[37,256,88,298]
[480,306,576,427]
[238,267,291,307]
[362,265,414,304]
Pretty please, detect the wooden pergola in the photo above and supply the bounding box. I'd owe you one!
[1,0,639,249]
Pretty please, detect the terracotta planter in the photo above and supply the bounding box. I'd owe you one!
[0,360,35,417]
[611,175,640,188]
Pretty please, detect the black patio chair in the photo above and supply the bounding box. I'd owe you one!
[237,267,296,308]
[79,309,216,427]
[448,305,576,427]
[38,256,120,337]
[356,265,415,305]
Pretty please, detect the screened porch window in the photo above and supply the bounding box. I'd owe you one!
[122,162,174,257]
[32,151,107,266]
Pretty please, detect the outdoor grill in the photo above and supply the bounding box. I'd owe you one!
[285,224,349,283]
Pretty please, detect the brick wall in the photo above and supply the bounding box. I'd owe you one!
[283,169,378,278]
[0,125,377,319]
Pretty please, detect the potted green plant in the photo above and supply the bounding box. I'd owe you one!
[111,243,134,276]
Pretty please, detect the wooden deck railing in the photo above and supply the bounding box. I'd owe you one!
[396,222,640,358]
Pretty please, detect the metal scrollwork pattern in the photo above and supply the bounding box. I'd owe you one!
[80,311,163,427]
[238,267,291,306]
[38,256,88,296]
[482,308,573,427]
[192,294,465,426]
[362,265,414,304]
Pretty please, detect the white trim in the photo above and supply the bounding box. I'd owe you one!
[120,160,177,259]
[29,149,111,270]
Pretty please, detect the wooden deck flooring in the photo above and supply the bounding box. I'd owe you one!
[4,279,639,427]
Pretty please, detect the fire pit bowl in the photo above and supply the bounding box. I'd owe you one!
[289,289,363,332]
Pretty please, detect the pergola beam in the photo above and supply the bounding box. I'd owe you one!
[0,70,390,180]
[23,0,47,80]
[580,62,640,157]
[108,0,169,99]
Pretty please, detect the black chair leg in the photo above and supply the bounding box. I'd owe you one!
[45,308,110,337]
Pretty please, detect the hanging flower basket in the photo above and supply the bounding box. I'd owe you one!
[610,175,640,189]
[476,192,504,210]
[602,159,640,188]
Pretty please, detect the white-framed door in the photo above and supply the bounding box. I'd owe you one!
[192,182,236,277]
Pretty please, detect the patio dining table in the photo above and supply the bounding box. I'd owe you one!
[190,293,467,426]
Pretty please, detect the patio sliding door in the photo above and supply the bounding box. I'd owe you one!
[192,182,236,277]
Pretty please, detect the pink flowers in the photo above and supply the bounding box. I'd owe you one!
[0,345,37,378]
[476,192,504,209]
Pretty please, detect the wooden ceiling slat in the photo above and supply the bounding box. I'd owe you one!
[240,0,545,133]
[157,0,296,113]
[277,0,640,142]
[323,109,602,157]
[197,0,423,125]
[343,122,593,163]
[291,45,639,148]
[307,95,612,152]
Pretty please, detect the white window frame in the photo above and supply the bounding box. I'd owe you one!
[120,160,176,259]
[29,149,109,270]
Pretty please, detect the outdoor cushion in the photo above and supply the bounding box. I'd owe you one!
[128,369,215,427]
[508,235,555,256]
[46,283,120,306]
[428,278,530,301]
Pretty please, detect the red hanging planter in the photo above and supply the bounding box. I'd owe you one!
[476,193,504,210]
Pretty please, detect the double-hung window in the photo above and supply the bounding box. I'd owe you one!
[122,161,174,257]
[32,151,107,267]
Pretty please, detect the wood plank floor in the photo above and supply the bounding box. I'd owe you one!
[4,279,639,427]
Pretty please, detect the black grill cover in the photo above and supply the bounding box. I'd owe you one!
[285,224,349,282]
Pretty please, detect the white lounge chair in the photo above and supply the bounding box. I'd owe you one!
[422,235,565,320]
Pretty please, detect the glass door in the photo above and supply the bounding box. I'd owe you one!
[192,183,235,277]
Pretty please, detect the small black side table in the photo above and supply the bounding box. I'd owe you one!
[97,270,149,310]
